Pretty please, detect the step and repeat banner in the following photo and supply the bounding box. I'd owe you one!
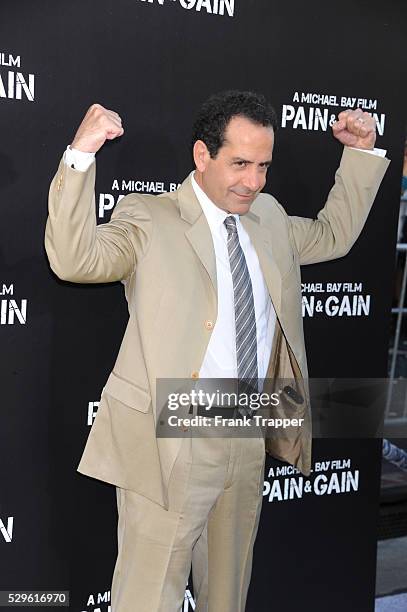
[1,1,406,611]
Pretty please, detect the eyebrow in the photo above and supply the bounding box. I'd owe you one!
[232,157,272,166]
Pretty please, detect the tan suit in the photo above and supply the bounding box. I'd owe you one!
[45,147,389,610]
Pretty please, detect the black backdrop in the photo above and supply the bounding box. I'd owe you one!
[1,1,406,611]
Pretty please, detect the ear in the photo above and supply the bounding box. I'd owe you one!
[193,140,210,172]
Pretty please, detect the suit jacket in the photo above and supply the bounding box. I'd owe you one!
[45,147,389,509]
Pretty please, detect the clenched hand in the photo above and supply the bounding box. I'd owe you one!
[71,103,124,153]
[332,108,376,150]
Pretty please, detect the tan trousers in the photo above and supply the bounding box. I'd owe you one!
[111,430,266,612]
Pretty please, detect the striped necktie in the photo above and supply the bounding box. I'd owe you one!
[224,215,258,418]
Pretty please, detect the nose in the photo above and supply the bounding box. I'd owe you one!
[243,167,264,193]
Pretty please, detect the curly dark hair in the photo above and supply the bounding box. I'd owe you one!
[191,90,278,159]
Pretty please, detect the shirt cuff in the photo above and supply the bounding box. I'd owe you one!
[64,145,95,172]
[347,146,387,158]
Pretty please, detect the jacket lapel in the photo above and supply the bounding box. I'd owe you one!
[177,175,217,297]
[240,211,282,317]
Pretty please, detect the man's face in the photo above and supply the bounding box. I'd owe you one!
[193,116,274,215]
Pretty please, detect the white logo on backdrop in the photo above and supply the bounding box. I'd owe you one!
[81,587,195,611]
[281,91,385,135]
[87,401,100,425]
[0,284,28,325]
[0,52,35,102]
[301,281,371,318]
[0,516,14,543]
[98,179,181,218]
[82,591,111,612]
[182,589,195,610]
[137,0,234,18]
[263,458,360,502]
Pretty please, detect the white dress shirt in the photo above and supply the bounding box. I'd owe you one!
[190,173,275,380]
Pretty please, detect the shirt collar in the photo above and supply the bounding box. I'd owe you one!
[190,171,239,231]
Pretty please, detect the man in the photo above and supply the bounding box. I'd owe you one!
[45,91,389,611]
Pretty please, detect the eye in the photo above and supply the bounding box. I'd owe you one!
[234,161,247,167]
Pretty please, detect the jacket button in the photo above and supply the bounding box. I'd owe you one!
[191,371,199,379]
[205,320,214,330]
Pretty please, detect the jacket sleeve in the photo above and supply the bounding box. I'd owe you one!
[44,157,152,283]
[286,147,390,265]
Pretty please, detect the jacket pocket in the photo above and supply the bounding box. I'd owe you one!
[103,371,151,413]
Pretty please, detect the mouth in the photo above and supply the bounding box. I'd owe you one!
[233,192,254,201]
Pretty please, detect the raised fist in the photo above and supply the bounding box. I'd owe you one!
[70,103,124,153]
[332,108,376,150]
